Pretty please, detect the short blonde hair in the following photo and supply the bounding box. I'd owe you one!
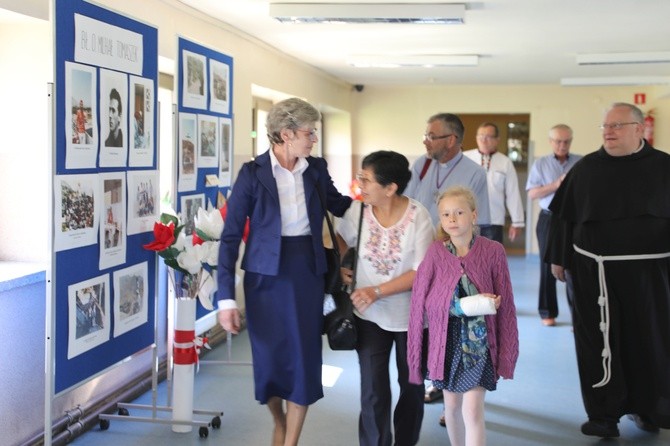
[436,186,477,241]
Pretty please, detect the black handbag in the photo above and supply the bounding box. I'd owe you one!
[322,202,364,350]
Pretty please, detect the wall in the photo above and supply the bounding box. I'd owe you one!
[0,20,51,262]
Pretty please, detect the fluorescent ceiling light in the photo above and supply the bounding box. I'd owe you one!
[269,3,465,24]
[560,76,670,87]
[576,52,670,65]
[348,55,478,68]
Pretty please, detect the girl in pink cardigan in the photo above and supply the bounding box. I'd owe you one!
[407,186,519,446]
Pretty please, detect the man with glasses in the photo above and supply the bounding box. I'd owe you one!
[464,122,525,244]
[546,102,670,438]
[405,112,490,426]
[526,124,581,327]
[405,113,491,228]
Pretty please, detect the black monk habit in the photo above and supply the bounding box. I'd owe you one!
[547,141,670,428]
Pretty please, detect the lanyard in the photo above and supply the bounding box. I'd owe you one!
[436,152,464,190]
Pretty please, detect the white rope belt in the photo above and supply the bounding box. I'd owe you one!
[573,244,670,388]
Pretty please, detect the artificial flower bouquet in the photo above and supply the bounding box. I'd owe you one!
[143,207,225,310]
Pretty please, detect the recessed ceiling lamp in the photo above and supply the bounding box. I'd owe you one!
[576,52,670,65]
[348,55,478,68]
[269,3,466,24]
[560,76,670,87]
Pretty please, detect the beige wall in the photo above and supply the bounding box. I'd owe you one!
[351,84,670,253]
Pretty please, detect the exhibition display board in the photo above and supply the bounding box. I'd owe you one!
[51,0,158,396]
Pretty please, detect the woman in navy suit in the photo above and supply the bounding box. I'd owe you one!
[217,97,352,446]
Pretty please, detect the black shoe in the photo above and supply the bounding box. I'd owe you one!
[627,414,659,433]
[580,419,620,438]
[424,385,443,403]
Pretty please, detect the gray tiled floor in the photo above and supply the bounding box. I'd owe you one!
[71,256,670,445]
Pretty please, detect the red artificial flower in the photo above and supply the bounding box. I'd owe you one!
[143,221,176,252]
[220,203,250,243]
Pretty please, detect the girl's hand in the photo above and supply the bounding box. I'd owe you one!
[481,292,502,309]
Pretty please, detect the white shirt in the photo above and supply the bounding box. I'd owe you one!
[269,147,310,236]
[336,199,435,331]
[463,149,525,227]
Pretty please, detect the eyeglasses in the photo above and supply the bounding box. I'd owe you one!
[476,135,498,141]
[423,133,453,142]
[295,129,318,140]
[550,138,573,145]
[599,122,640,130]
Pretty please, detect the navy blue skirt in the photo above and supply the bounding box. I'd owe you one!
[243,236,324,406]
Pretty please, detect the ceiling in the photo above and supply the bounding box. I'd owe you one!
[175,0,670,87]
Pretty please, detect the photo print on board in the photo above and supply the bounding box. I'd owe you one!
[126,170,159,235]
[68,273,111,359]
[113,262,148,337]
[99,172,127,270]
[99,68,129,167]
[128,75,155,167]
[65,62,98,169]
[178,112,198,191]
[209,59,230,114]
[198,114,219,168]
[54,174,101,251]
[219,117,233,187]
[182,50,207,110]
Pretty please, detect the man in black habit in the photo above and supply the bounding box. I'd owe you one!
[547,102,670,438]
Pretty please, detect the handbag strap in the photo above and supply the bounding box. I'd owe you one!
[315,184,365,291]
[349,201,365,291]
[316,183,341,261]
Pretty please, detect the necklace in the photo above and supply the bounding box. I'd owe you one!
[434,152,463,200]
[479,151,493,172]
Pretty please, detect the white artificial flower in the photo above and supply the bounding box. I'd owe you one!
[200,240,219,267]
[173,230,187,252]
[177,244,205,274]
[194,207,224,240]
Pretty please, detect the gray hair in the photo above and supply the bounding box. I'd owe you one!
[608,102,644,123]
[266,97,320,144]
[549,123,572,137]
[427,113,465,143]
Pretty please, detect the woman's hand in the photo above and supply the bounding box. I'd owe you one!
[218,308,241,334]
[350,287,377,312]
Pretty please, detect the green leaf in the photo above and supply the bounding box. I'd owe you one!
[160,213,179,226]
[195,228,214,242]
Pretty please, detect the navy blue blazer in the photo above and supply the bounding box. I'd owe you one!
[216,151,352,304]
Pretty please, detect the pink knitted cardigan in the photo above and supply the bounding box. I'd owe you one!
[407,237,519,384]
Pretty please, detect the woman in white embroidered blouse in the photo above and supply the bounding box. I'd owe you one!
[336,150,435,446]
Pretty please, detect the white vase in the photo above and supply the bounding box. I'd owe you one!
[171,297,196,433]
